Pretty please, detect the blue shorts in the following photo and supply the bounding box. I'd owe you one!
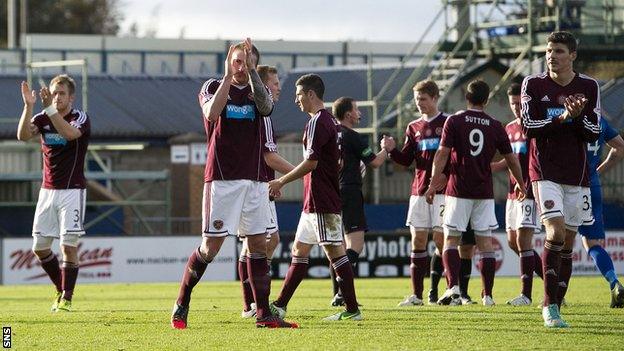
[578,185,604,239]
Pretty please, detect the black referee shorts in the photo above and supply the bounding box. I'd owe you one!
[341,185,368,234]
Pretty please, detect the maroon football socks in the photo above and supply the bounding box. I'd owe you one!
[38,252,62,293]
[520,250,535,300]
[176,248,210,307]
[274,256,309,308]
[542,240,563,306]
[410,250,428,299]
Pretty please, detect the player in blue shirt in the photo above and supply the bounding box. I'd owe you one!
[578,117,624,308]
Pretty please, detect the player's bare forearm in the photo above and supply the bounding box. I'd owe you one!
[368,150,387,169]
[490,158,508,173]
[430,147,450,189]
[48,114,82,141]
[264,151,295,175]
[597,135,624,175]
[203,76,233,122]
[17,104,35,141]
[503,152,524,188]
[279,159,317,186]
[249,69,273,116]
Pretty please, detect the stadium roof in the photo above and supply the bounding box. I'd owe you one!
[1,67,620,140]
[0,64,423,139]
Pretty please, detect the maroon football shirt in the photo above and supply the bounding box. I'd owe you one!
[32,109,90,189]
[440,109,512,199]
[302,109,341,214]
[390,112,447,196]
[521,72,601,186]
[505,119,533,200]
[198,78,270,182]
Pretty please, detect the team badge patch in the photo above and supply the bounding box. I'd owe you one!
[435,127,442,135]
[213,220,224,230]
[544,200,555,210]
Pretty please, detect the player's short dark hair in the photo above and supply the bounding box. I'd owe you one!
[465,79,490,105]
[332,97,355,121]
[413,80,439,98]
[547,31,577,53]
[296,74,325,99]
[233,42,261,65]
[507,83,521,96]
[257,65,278,83]
[50,74,76,95]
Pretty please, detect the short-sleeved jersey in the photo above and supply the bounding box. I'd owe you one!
[31,109,90,189]
[521,72,601,186]
[302,109,341,214]
[505,119,533,200]
[389,112,447,196]
[339,125,376,186]
[198,78,270,182]
[587,118,619,187]
[440,109,512,199]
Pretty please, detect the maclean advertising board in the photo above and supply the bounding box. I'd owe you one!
[1,236,237,285]
[2,232,624,284]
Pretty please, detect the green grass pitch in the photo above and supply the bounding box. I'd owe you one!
[1,276,622,350]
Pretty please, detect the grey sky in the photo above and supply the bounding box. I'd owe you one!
[120,0,443,42]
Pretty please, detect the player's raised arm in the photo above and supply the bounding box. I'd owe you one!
[17,81,39,141]
[521,76,565,138]
[202,45,235,121]
[245,39,273,116]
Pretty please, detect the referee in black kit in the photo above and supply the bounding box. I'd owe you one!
[328,97,389,306]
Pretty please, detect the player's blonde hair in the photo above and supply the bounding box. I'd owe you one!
[50,74,76,95]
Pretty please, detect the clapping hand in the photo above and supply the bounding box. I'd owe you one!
[21,81,36,106]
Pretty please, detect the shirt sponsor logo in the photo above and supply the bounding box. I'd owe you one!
[546,107,572,123]
[418,138,440,151]
[43,133,67,146]
[511,141,527,154]
[225,104,256,120]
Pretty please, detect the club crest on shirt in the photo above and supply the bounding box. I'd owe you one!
[435,127,443,135]
[557,95,567,105]
[247,92,255,101]
[213,220,224,230]
[544,200,555,210]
